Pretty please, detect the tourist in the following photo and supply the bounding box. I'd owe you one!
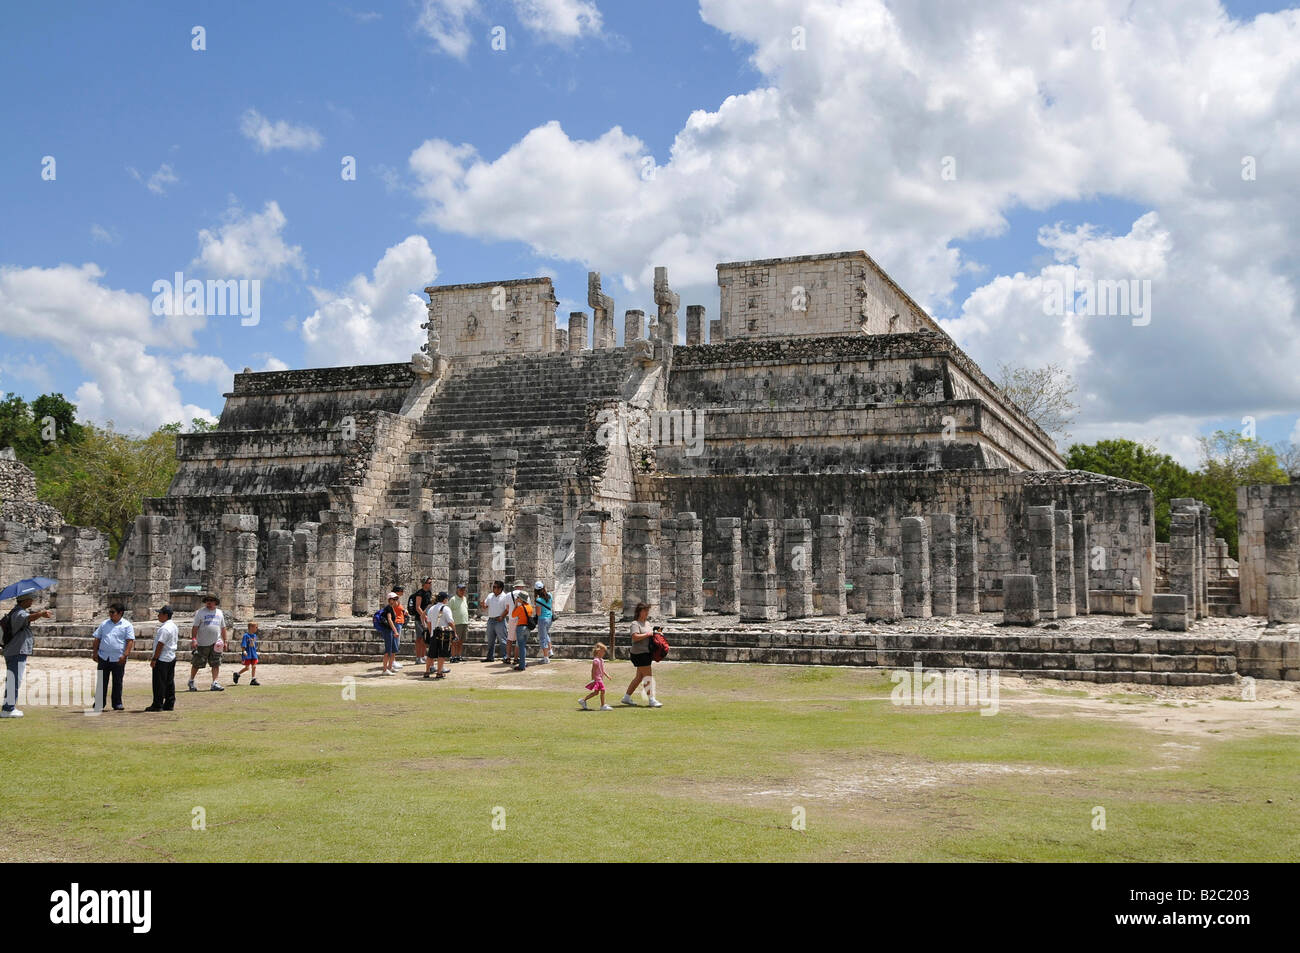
[422,592,455,680]
[91,602,135,711]
[391,585,407,670]
[188,594,226,692]
[481,580,510,663]
[621,603,662,707]
[448,582,469,662]
[578,642,612,711]
[2,594,51,718]
[412,577,434,664]
[232,620,260,685]
[511,591,534,671]
[534,581,554,663]
[145,605,178,712]
[379,593,400,675]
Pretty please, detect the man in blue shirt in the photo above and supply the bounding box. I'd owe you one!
[90,603,135,711]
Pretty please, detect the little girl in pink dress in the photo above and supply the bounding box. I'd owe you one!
[579,643,612,710]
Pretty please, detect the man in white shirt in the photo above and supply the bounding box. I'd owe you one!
[146,605,179,712]
[189,594,227,692]
[90,603,135,711]
[480,580,511,663]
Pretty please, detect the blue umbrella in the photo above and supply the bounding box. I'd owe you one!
[0,577,57,601]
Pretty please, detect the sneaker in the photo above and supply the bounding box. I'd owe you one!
[382,668,395,676]
[144,706,161,712]
[392,662,403,670]
[579,698,589,710]
[417,656,427,664]
[648,698,663,708]
[537,657,549,664]
[250,679,260,686]
[620,694,636,707]
[0,709,23,718]
[210,683,224,692]
[599,704,613,711]
[187,680,197,692]
[232,672,240,684]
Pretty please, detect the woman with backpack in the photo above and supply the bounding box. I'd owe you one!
[510,591,535,671]
[620,603,662,708]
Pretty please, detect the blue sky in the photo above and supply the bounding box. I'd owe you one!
[1,0,1297,464]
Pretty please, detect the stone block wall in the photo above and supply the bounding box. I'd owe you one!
[425,277,557,365]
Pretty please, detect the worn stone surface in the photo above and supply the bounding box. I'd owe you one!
[1053,508,1076,619]
[1026,506,1057,621]
[1003,574,1039,626]
[928,513,957,617]
[783,518,814,619]
[622,503,661,619]
[740,518,780,622]
[714,517,742,615]
[675,512,704,617]
[901,516,931,619]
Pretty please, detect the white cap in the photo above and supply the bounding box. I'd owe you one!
[387,592,397,599]
[534,580,544,589]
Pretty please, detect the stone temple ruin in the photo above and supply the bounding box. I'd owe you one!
[7,250,1300,684]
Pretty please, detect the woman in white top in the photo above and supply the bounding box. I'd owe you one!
[620,603,662,708]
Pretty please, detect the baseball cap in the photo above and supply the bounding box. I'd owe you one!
[387,591,398,599]
[534,580,544,590]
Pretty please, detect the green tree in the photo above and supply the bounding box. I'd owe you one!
[1065,438,1196,543]
[1189,430,1290,552]
[0,393,40,457]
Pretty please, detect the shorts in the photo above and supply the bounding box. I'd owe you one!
[383,631,400,654]
[414,622,428,642]
[452,623,467,642]
[630,652,652,668]
[192,643,222,668]
[242,654,258,664]
[429,627,452,659]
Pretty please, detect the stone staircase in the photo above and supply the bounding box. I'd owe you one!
[1152,579,1246,618]
[374,351,637,521]
[32,621,1238,685]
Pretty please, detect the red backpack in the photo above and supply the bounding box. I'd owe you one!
[650,631,670,662]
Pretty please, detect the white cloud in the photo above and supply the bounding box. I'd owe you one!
[192,200,306,279]
[407,0,1300,442]
[128,163,179,195]
[417,0,601,57]
[300,236,438,366]
[239,109,324,153]
[511,0,601,39]
[174,353,235,387]
[251,353,291,372]
[89,224,120,245]
[0,263,215,432]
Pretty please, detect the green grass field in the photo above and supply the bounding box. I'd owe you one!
[2,662,1297,862]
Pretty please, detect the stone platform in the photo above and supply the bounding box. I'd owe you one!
[30,612,1300,686]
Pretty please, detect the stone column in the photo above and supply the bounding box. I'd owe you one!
[130,515,171,622]
[352,526,382,616]
[714,517,743,614]
[381,519,412,593]
[818,514,848,616]
[448,519,474,589]
[740,517,780,621]
[659,516,677,618]
[268,529,293,612]
[316,510,355,620]
[862,556,902,621]
[654,266,679,348]
[474,520,505,600]
[1072,512,1090,615]
[1026,505,1057,621]
[574,517,603,613]
[956,515,980,614]
[1197,504,1212,618]
[624,309,644,344]
[621,503,661,619]
[216,514,258,619]
[1003,574,1039,626]
[568,312,588,352]
[685,305,705,346]
[413,510,450,593]
[928,513,957,617]
[1053,508,1076,618]
[490,450,517,513]
[290,521,320,621]
[675,512,704,617]
[408,452,431,517]
[901,516,931,619]
[1263,485,1300,624]
[554,328,568,352]
[1151,593,1189,631]
[848,517,879,613]
[1169,510,1199,625]
[783,518,814,619]
[55,525,108,623]
[589,272,616,350]
[709,318,722,343]
[515,509,554,589]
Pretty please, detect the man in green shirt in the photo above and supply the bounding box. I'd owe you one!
[448,582,470,662]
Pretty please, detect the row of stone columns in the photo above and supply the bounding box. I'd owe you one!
[615,508,985,621]
[1024,505,1091,621]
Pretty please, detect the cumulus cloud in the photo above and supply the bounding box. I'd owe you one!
[0,263,216,432]
[417,0,481,58]
[239,109,324,152]
[128,163,179,195]
[407,0,1300,446]
[512,0,601,39]
[300,236,438,366]
[192,200,306,279]
[90,224,120,245]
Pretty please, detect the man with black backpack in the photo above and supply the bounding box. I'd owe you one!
[3,594,51,718]
[410,578,434,665]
